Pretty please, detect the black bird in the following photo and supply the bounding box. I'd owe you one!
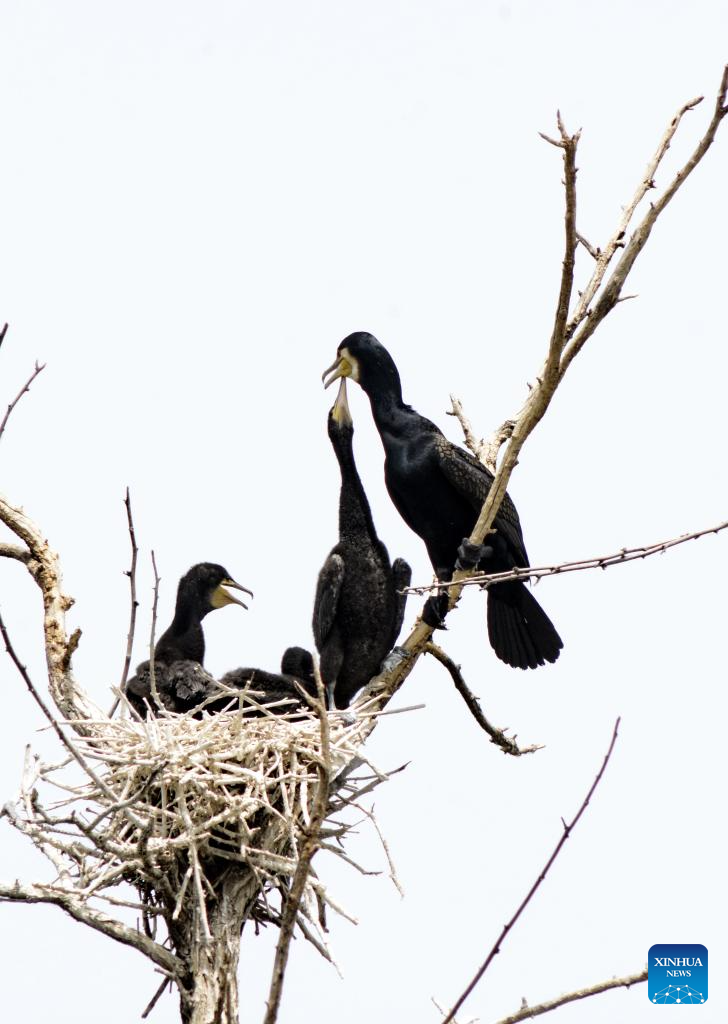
[313,377,412,708]
[322,333,562,670]
[126,562,252,717]
[280,646,316,690]
[217,649,318,717]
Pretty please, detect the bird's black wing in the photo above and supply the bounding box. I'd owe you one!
[433,436,529,564]
[312,552,345,649]
[390,557,412,645]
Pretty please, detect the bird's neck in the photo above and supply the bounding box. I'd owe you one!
[366,388,418,442]
[156,601,206,663]
[335,439,377,541]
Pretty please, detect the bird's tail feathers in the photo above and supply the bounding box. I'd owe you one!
[487,582,563,670]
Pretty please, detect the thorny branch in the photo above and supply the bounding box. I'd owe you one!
[424,642,543,756]
[405,519,728,595]
[0,357,46,444]
[108,488,140,718]
[441,718,622,1024]
[491,968,647,1024]
[121,489,140,688]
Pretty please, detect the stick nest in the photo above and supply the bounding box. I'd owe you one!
[4,695,393,957]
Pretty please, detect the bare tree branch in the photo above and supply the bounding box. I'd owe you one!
[108,488,140,718]
[441,718,621,1024]
[492,968,647,1024]
[148,549,162,710]
[0,880,181,976]
[424,642,543,755]
[0,611,145,830]
[0,360,46,443]
[0,493,96,723]
[0,543,32,565]
[405,518,728,595]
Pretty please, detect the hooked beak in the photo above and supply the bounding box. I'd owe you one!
[331,378,353,426]
[211,578,254,611]
[322,353,353,389]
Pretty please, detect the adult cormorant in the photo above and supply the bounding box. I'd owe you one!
[322,332,562,670]
[125,562,252,716]
[313,378,412,708]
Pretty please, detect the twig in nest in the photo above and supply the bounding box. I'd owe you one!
[425,642,542,756]
[441,717,621,1024]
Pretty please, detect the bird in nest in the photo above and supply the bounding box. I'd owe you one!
[125,562,252,717]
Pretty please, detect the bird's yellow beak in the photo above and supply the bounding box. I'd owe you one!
[331,378,353,426]
[211,578,254,610]
[322,347,357,389]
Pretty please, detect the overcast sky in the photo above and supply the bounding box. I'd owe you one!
[1,2,726,1022]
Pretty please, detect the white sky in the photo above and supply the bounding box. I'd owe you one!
[1,2,726,1022]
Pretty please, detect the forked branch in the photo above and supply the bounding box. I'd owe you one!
[425,642,542,756]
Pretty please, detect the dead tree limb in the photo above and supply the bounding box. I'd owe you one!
[441,718,621,1024]
[108,488,140,719]
[405,518,728,595]
[0,360,46,443]
[424,642,543,755]
[491,968,647,1024]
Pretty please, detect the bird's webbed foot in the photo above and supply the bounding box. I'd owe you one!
[422,591,449,629]
[455,538,494,571]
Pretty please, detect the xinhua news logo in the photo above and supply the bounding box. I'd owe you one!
[648,944,708,1004]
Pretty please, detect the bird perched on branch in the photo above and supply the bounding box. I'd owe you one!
[322,332,562,670]
[313,377,411,708]
[125,562,252,716]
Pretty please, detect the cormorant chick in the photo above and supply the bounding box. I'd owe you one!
[313,378,412,708]
[280,646,316,690]
[323,333,562,670]
[216,650,317,717]
[126,562,252,717]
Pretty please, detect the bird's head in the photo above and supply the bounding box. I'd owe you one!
[179,562,253,618]
[322,332,401,399]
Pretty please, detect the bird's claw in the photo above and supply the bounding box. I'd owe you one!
[422,592,449,629]
[455,538,493,571]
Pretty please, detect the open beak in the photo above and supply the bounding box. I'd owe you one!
[322,353,352,389]
[331,378,353,426]
[213,578,254,610]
